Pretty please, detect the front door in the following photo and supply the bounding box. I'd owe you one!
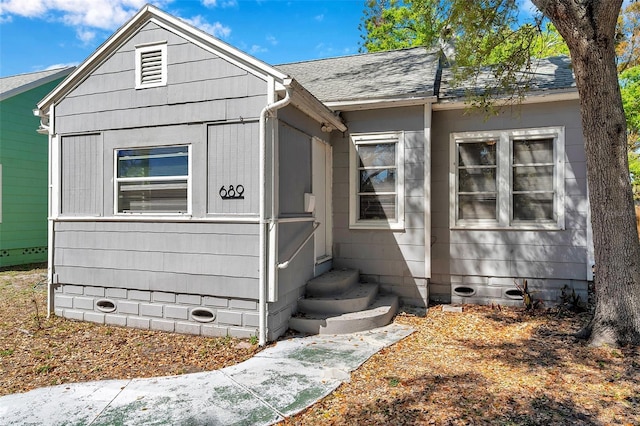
[312,137,332,264]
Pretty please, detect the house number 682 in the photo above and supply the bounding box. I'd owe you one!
[219,185,245,199]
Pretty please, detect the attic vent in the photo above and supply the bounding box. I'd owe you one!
[135,42,167,89]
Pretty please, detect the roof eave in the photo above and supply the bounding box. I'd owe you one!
[325,94,438,112]
[432,88,579,111]
[284,79,347,132]
[1,67,75,102]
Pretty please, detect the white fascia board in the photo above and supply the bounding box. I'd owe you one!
[37,4,289,112]
[286,79,347,132]
[146,7,289,83]
[432,89,579,111]
[37,6,152,112]
[325,95,438,111]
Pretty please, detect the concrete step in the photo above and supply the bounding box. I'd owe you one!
[289,294,399,335]
[297,283,378,315]
[305,268,359,297]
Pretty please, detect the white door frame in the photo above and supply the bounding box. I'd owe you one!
[312,137,332,264]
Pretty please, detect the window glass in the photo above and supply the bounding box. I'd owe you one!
[356,141,397,221]
[451,128,563,228]
[456,141,498,221]
[116,146,189,214]
[458,194,497,220]
[359,194,396,220]
[360,169,397,192]
[118,147,188,178]
[350,133,404,229]
[358,143,396,167]
[513,138,553,164]
[513,193,554,220]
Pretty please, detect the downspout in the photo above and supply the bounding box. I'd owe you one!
[258,77,292,346]
[35,106,55,317]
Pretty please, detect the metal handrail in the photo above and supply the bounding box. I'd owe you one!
[277,221,320,269]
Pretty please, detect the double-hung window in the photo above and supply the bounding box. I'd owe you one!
[451,127,564,229]
[115,145,191,214]
[349,132,404,229]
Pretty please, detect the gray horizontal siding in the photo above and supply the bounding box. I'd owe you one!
[55,96,267,134]
[54,266,256,299]
[54,21,268,134]
[331,106,427,305]
[54,221,259,297]
[430,100,588,283]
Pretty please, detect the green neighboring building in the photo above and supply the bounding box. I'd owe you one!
[0,67,74,268]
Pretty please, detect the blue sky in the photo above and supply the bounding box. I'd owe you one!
[0,0,367,77]
[0,0,578,79]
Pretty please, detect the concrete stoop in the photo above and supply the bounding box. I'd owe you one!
[289,269,399,335]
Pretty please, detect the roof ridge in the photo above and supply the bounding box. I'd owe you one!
[276,45,436,66]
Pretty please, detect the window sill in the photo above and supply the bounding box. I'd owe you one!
[349,221,405,231]
[451,223,565,231]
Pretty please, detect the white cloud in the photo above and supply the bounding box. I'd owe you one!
[202,0,237,8]
[0,0,233,45]
[44,62,79,70]
[266,35,278,46]
[76,28,96,43]
[0,0,172,41]
[182,15,231,39]
[249,44,267,54]
[0,0,46,18]
[314,14,324,22]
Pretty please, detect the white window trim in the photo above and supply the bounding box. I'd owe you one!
[450,126,565,230]
[349,131,405,230]
[135,42,167,89]
[113,144,192,216]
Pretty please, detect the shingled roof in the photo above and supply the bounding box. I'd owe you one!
[277,47,576,107]
[277,47,441,105]
[0,67,74,102]
[438,55,576,101]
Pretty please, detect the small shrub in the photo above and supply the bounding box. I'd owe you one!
[559,285,587,313]
[513,279,543,311]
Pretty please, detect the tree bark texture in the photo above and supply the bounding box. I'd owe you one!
[533,0,640,346]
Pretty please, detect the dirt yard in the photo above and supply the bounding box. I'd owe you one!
[1,266,639,425]
[0,265,262,396]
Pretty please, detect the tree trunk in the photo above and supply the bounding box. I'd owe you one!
[533,0,640,346]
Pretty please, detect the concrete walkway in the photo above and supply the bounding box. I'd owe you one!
[0,324,413,425]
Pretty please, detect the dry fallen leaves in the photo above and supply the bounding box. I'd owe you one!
[0,266,262,396]
[284,306,640,425]
[2,267,639,425]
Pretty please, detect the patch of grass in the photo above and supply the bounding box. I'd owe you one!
[36,365,53,374]
[387,377,401,387]
[0,349,14,357]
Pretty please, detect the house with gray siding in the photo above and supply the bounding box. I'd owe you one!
[36,5,591,343]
